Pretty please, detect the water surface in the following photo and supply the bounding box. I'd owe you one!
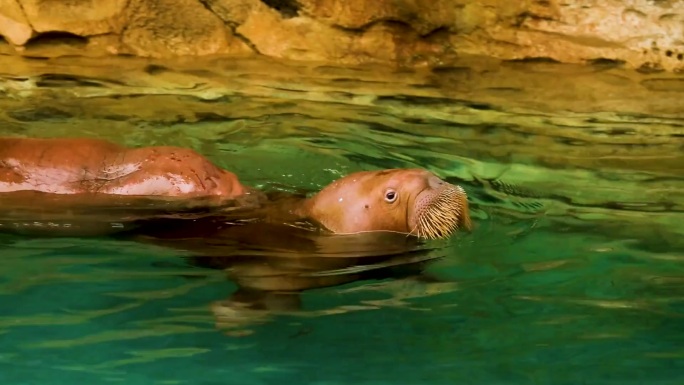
[0,55,683,385]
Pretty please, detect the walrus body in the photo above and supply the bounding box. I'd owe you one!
[0,137,246,198]
[0,137,263,236]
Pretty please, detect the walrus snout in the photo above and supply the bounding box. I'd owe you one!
[409,178,472,240]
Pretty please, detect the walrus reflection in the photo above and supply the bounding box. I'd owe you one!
[134,218,448,317]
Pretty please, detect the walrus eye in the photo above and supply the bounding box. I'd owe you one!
[384,189,397,203]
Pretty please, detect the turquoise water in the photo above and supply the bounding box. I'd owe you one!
[1,56,684,384]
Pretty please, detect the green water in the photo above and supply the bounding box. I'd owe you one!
[1,56,683,384]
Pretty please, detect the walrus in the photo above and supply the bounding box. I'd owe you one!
[0,136,473,331]
[120,164,472,323]
[0,137,472,240]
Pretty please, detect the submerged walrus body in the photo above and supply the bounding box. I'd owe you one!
[136,220,450,325]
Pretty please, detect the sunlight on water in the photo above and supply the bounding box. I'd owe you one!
[0,55,683,384]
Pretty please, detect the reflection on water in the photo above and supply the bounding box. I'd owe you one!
[0,55,683,384]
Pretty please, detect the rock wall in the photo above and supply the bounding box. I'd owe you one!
[1,0,684,72]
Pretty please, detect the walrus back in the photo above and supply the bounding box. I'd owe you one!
[0,137,125,194]
[0,138,245,198]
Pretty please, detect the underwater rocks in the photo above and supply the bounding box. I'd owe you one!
[0,0,683,72]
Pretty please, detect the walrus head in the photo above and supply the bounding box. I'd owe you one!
[294,168,472,239]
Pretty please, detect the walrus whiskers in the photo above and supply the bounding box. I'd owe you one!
[411,186,469,240]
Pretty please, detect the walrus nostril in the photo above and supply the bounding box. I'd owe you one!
[428,175,446,189]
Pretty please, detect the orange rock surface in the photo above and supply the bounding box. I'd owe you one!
[1,0,683,71]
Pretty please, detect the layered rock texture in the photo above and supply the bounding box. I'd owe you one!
[1,0,684,71]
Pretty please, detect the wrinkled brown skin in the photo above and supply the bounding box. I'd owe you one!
[0,137,472,322]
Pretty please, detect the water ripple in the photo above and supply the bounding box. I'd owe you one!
[1,55,683,383]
